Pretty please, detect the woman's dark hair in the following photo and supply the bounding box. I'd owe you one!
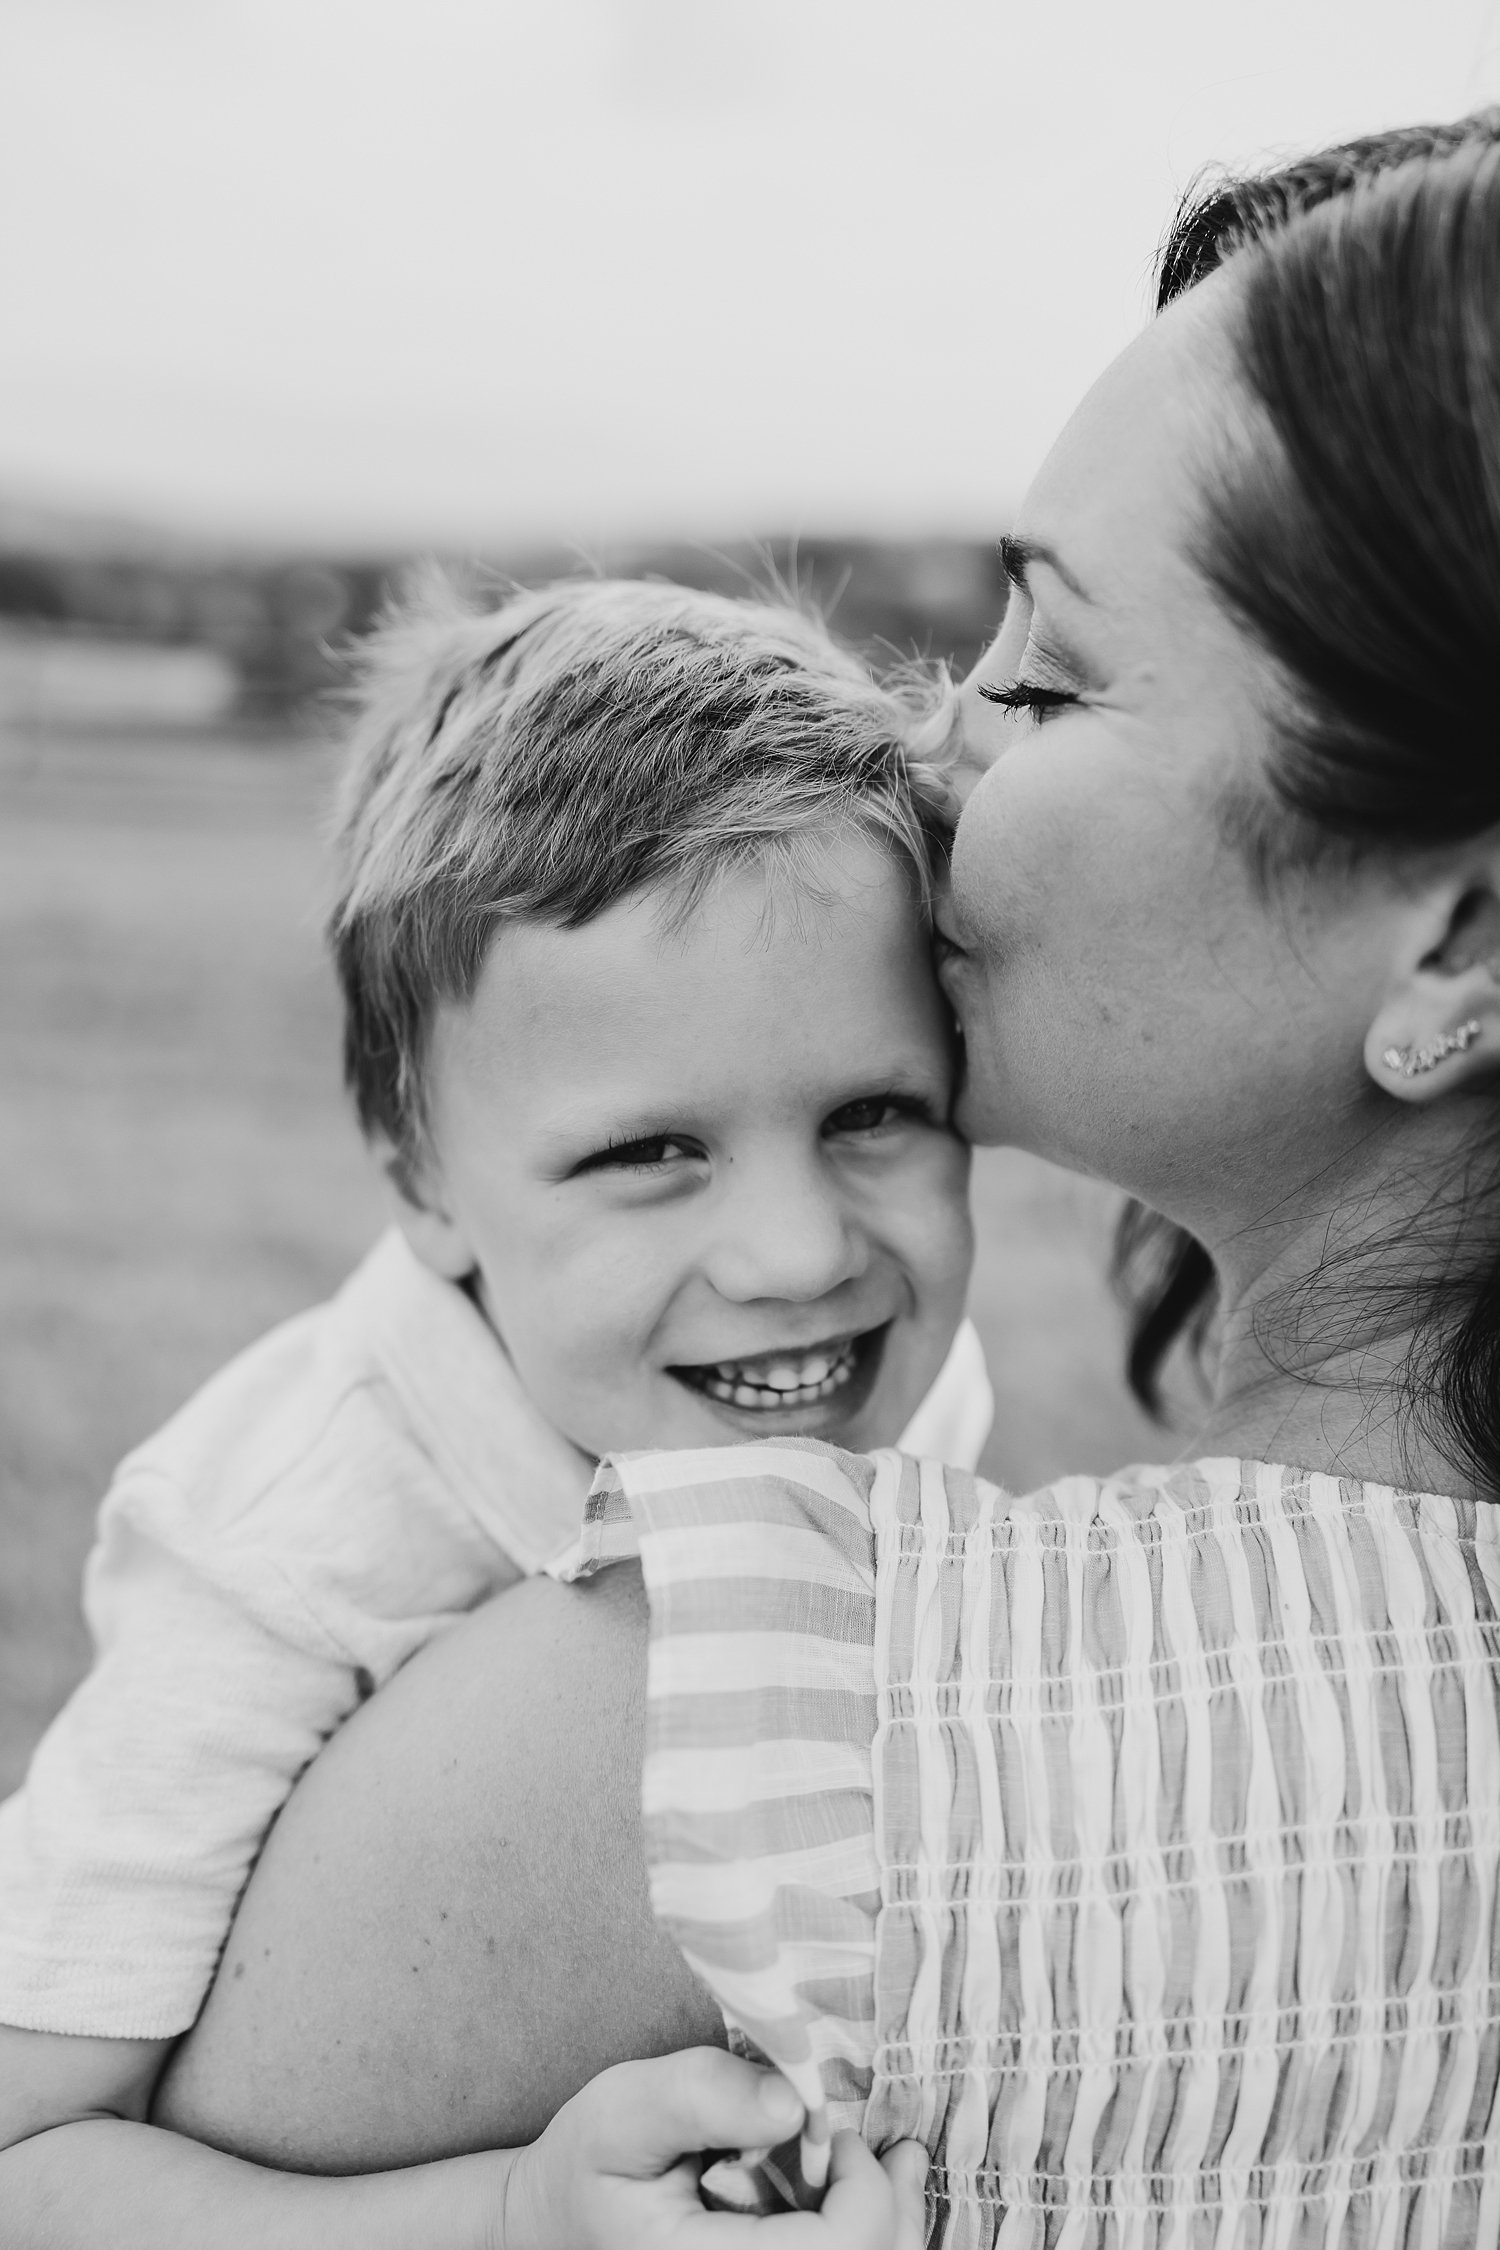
[1117,109,1500,1490]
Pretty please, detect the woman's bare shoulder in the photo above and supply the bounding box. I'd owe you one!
[155,1567,724,2172]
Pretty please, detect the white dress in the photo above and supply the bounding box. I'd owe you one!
[556,1444,1500,2249]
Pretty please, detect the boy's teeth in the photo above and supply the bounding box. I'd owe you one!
[717,1356,832,1391]
[696,1339,860,1410]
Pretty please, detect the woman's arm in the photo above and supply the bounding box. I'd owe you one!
[0,1562,697,2246]
[157,1564,725,2165]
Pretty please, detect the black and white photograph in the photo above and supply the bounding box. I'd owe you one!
[3,2,1500,2241]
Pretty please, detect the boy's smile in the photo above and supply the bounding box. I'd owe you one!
[668,1319,891,1434]
[400,826,974,1459]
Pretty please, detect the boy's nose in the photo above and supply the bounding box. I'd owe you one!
[705,1169,868,1305]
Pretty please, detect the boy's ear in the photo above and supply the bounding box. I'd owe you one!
[1364,874,1500,1105]
[380,1144,479,1282]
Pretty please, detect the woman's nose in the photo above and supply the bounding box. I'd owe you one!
[705,1165,868,1305]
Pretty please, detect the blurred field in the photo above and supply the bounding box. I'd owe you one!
[0,725,1159,1796]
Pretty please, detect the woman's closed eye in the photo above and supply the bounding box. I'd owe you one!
[978,678,1081,724]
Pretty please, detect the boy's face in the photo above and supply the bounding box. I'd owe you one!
[404,828,974,1459]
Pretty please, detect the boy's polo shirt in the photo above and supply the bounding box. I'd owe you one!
[0,1233,991,2039]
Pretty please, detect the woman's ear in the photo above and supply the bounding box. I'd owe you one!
[380,1143,479,1281]
[1365,879,1500,1105]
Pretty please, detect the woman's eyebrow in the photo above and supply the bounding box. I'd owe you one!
[999,533,1094,605]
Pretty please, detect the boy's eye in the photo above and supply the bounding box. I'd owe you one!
[824,1094,930,1137]
[579,1132,699,1174]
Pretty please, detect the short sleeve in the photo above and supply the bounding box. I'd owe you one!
[556,1439,886,2199]
[0,1455,479,2038]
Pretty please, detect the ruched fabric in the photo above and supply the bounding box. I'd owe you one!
[558,1444,1500,2248]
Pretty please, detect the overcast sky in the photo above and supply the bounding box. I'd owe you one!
[3,0,1498,549]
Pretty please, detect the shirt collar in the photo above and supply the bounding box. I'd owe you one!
[347,1230,596,1571]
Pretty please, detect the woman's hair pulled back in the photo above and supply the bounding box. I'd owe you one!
[1118,109,1500,1494]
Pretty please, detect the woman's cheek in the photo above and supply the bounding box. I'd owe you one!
[884,1135,974,1316]
[952,762,1063,981]
[949,761,1009,955]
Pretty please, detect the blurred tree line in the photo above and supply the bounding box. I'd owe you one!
[0,507,1009,723]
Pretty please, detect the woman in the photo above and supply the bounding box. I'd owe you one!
[160,109,1500,2243]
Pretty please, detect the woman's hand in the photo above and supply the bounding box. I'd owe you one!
[498,2049,928,2250]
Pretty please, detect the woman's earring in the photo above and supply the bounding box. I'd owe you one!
[1382,1019,1483,1078]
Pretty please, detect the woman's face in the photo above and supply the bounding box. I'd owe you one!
[943,275,1393,1235]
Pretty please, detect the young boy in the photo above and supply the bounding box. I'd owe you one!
[0,576,989,2243]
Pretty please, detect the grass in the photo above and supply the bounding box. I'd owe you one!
[0,723,1160,1797]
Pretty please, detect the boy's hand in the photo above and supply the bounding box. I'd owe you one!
[499,2049,928,2250]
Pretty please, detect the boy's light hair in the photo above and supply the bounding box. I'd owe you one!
[329,572,954,1189]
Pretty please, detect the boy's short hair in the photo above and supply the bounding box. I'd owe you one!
[328,572,953,1188]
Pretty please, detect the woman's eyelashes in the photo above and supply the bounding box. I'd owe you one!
[978,678,1081,723]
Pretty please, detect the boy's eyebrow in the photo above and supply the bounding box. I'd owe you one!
[999,534,1094,606]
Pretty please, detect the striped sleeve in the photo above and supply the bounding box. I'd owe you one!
[555,1439,884,2202]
